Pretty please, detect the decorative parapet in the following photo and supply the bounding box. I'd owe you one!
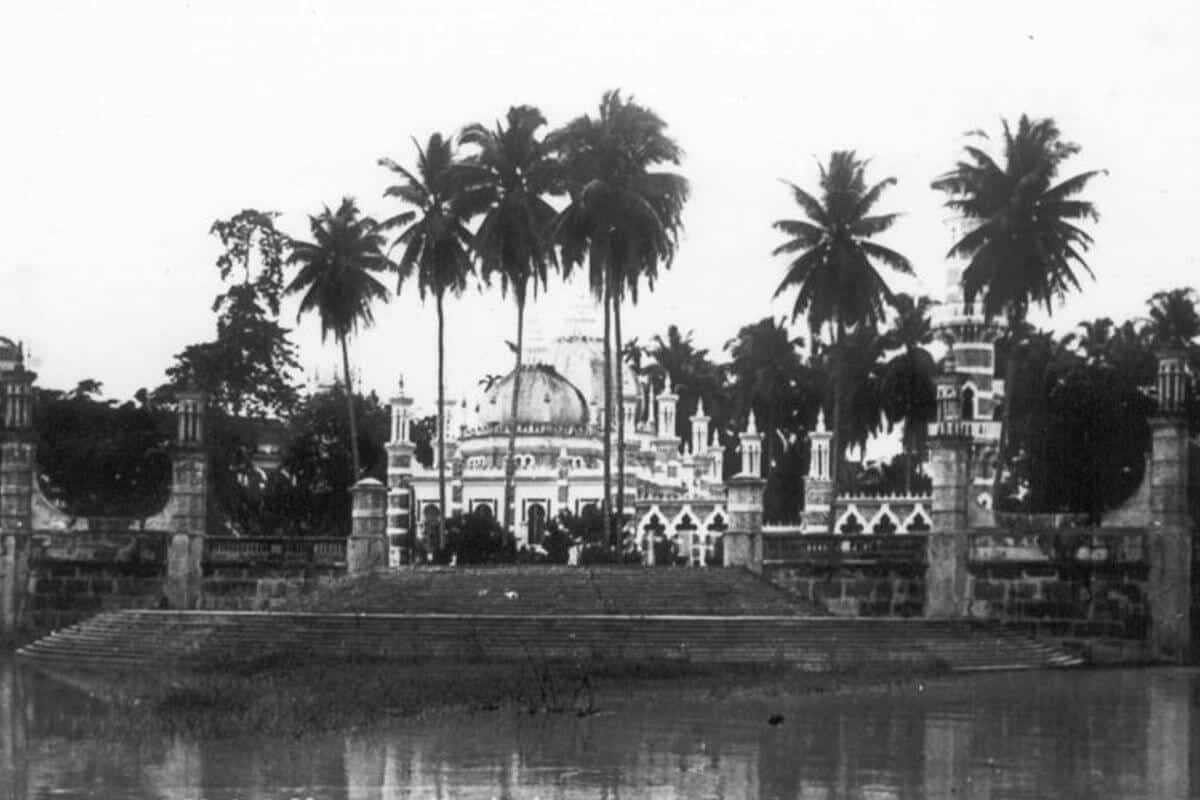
[762,533,927,565]
[203,537,348,567]
[968,528,1147,565]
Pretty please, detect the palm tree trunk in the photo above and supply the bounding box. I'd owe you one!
[504,291,525,538]
[340,334,361,479]
[827,322,843,534]
[602,276,614,549]
[614,289,626,543]
[436,292,447,554]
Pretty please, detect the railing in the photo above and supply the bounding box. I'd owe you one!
[204,537,347,567]
[31,528,169,564]
[762,533,926,566]
[968,529,1147,565]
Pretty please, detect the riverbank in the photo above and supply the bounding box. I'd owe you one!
[24,652,962,740]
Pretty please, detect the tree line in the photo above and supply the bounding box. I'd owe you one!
[27,99,1200,537]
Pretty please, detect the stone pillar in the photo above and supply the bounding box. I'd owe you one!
[165,390,207,610]
[1147,349,1192,660]
[349,478,388,574]
[925,370,972,618]
[803,410,833,531]
[0,358,35,638]
[723,475,765,573]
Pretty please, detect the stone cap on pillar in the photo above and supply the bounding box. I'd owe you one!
[1154,347,1190,417]
[351,477,387,515]
[175,389,208,449]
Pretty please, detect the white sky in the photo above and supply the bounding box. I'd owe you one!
[2,0,1197,416]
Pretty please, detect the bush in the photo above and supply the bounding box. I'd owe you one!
[435,508,516,565]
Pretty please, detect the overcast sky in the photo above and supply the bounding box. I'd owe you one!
[2,0,1197,415]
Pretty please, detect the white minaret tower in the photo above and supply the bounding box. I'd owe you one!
[386,375,417,565]
[808,409,831,483]
[656,375,678,439]
[739,410,763,477]
[690,397,710,458]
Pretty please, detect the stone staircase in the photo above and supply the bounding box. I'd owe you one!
[281,566,817,616]
[17,568,1081,673]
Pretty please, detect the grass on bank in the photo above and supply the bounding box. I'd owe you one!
[46,651,953,740]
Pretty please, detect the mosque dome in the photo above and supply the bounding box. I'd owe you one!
[477,364,589,429]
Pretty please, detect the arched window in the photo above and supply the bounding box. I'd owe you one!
[526,503,547,546]
[961,386,976,421]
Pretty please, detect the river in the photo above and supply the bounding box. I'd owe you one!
[1,657,1197,799]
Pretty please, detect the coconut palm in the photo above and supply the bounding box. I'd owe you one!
[1146,288,1200,350]
[458,106,559,535]
[932,114,1103,506]
[772,151,913,531]
[379,133,478,549]
[724,318,814,477]
[644,325,726,444]
[285,198,391,478]
[549,90,689,546]
[879,293,937,495]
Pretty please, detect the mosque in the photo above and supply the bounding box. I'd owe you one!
[383,281,737,565]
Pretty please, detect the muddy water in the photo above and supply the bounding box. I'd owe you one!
[1,657,1197,799]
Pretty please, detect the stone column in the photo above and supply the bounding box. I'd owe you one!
[925,369,972,618]
[723,475,765,573]
[802,410,833,531]
[349,478,388,574]
[1147,349,1192,660]
[165,390,207,610]
[0,359,35,638]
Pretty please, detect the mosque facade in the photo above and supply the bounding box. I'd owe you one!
[383,282,735,565]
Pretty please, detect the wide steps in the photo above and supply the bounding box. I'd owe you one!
[287,567,813,617]
[19,609,1083,672]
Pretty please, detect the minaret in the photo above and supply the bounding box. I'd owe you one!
[690,397,710,457]
[386,375,416,565]
[802,410,833,531]
[656,375,678,439]
[738,410,763,477]
[652,376,680,464]
[933,264,1004,518]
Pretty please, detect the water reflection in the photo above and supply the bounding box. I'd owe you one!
[1,657,1197,799]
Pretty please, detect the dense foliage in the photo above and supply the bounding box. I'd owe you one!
[28,100,1200,540]
[34,383,171,517]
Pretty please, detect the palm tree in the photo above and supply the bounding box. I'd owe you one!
[724,318,814,478]
[645,325,725,444]
[549,90,689,546]
[379,134,478,550]
[1146,288,1200,349]
[772,151,913,532]
[285,198,391,478]
[879,294,937,495]
[932,115,1103,506]
[458,106,559,535]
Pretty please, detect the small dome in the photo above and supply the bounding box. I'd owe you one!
[477,365,588,428]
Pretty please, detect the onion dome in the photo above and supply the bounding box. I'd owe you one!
[477,364,589,428]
